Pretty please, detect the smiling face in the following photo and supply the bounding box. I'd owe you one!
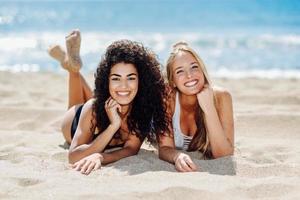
[109,62,139,106]
[171,51,205,95]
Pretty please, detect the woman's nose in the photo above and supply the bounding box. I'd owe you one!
[186,70,192,78]
[120,79,129,88]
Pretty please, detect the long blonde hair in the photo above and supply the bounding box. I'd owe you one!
[166,41,213,158]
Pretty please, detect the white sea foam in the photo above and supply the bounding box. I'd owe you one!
[0,15,13,25]
[213,68,300,79]
[0,64,40,72]
[0,31,299,78]
[1,31,300,53]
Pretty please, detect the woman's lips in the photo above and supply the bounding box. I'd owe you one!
[116,91,130,96]
[184,80,198,87]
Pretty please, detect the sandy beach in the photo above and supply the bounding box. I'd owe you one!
[0,71,300,199]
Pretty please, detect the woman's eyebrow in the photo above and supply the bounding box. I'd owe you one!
[127,73,137,77]
[110,74,121,77]
[174,66,183,71]
[110,73,137,77]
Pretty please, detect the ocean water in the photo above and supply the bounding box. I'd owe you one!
[1,0,300,78]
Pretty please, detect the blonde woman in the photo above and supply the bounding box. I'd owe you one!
[158,42,234,172]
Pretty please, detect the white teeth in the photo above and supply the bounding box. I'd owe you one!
[184,80,198,87]
[117,91,130,96]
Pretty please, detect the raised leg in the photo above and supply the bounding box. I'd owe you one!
[80,73,93,101]
[66,29,82,72]
[48,45,70,70]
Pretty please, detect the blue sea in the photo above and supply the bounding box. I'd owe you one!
[1,0,300,78]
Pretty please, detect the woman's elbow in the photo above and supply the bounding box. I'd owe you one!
[131,150,139,156]
[213,148,234,159]
[158,151,164,160]
[158,147,168,160]
[68,149,77,164]
[127,147,139,156]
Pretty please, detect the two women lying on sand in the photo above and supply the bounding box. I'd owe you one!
[48,30,234,175]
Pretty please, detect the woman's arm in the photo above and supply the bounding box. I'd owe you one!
[158,91,179,163]
[197,86,234,158]
[100,133,142,165]
[69,99,120,164]
[158,133,178,164]
[71,132,143,175]
[158,134,198,172]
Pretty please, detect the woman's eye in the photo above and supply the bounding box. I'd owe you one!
[128,77,136,81]
[176,70,183,74]
[191,65,199,69]
[111,77,120,81]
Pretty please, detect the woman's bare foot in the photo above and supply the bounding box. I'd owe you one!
[48,45,70,70]
[66,30,82,72]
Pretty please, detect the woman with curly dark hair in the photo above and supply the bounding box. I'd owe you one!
[48,30,169,175]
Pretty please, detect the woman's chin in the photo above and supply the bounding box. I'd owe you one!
[115,99,133,106]
[179,86,203,96]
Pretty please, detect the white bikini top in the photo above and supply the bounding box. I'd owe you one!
[172,92,193,150]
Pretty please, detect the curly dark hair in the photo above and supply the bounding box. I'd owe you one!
[92,40,170,142]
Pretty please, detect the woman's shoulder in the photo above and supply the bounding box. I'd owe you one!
[83,98,95,110]
[78,99,97,131]
[213,86,232,98]
[80,98,96,116]
[212,86,232,106]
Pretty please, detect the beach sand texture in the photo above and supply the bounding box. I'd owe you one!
[0,72,300,199]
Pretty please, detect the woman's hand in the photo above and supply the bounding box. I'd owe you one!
[105,97,122,130]
[174,153,198,172]
[196,84,215,114]
[71,153,103,175]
